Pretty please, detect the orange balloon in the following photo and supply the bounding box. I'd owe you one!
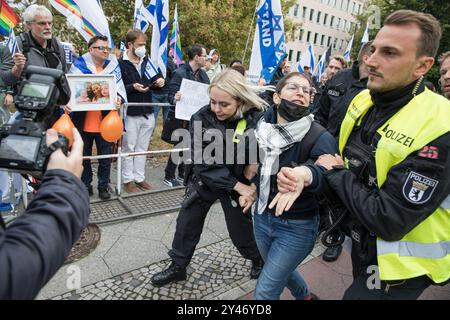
[100,110,123,142]
[52,113,75,146]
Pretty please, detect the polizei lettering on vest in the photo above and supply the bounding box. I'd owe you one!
[382,124,415,147]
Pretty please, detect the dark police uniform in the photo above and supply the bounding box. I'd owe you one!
[168,105,263,268]
[324,80,450,299]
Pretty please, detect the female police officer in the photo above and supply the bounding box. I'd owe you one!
[151,69,266,286]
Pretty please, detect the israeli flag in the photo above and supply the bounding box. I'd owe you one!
[248,0,286,85]
[343,35,354,62]
[314,46,331,83]
[297,43,315,73]
[144,57,159,80]
[6,28,17,55]
[134,0,153,32]
[148,0,169,78]
[61,42,73,64]
[119,41,126,53]
[361,25,369,44]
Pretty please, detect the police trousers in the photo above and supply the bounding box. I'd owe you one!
[168,189,261,268]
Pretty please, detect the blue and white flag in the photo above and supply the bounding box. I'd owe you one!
[61,42,73,64]
[297,43,315,73]
[119,41,126,53]
[148,0,169,78]
[6,27,17,55]
[144,57,159,80]
[361,24,369,44]
[314,46,331,83]
[70,52,127,102]
[343,35,354,62]
[134,0,153,32]
[248,0,286,85]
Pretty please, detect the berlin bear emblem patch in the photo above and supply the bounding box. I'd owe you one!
[402,171,438,204]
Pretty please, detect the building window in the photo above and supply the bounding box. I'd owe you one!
[321,34,325,46]
[327,36,332,47]
[299,29,305,41]
[357,3,362,14]
[338,0,342,9]
[293,4,299,17]
[316,11,322,24]
[344,19,348,31]
[330,16,335,28]
[344,0,350,12]
[309,9,315,21]
[296,51,301,62]
[302,6,307,19]
[307,31,312,42]
[314,33,319,44]
[288,49,293,61]
[333,38,338,49]
[337,17,341,30]
[323,13,328,25]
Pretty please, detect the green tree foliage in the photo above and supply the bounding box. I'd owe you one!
[8,0,294,66]
[353,0,449,84]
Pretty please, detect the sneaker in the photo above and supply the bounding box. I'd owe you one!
[98,188,111,200]
[135,181,153,191]
[175,175,184,184]
[124,181,140,193]
[163,178,182,188]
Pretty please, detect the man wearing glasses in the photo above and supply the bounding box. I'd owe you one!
[1,5,70,126]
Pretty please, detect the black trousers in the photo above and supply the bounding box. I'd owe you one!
[169,187,261,268]
[343,273,431,300]
[164,151,184,180]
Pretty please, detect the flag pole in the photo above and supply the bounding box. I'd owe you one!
[242,0,259,63]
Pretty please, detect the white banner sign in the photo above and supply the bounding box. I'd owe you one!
[175,79,210,121]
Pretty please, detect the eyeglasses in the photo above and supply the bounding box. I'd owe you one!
[34,21,53,27]
[285,83,312,95]
[92,46,112,52]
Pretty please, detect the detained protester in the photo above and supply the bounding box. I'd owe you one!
[0,128,90,299]
[151,69,265,287]
[252,72,338,300]
[278,10,450,299]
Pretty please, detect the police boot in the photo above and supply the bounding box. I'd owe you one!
[250,257,264,279]
[322,245,343,262]
[151,261,187,287]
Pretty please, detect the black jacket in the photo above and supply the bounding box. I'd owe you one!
[0,170,90,299]
[152,57,177,96]
[189,105,263,198]
[163,63,210,140]
[118,56,162,116]
[257,106,339,220]
[324,81,450,272]
[313,63,368,138]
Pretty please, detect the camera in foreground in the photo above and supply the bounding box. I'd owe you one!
[0,66,68,175]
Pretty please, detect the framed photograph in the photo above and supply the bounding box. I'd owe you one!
[66,74,117,111]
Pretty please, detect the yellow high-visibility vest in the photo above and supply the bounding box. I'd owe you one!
[339,88,450,283]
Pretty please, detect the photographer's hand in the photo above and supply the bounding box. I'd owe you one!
[46,128,83,178]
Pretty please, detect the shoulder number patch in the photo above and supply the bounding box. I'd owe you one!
[402,171,439,204]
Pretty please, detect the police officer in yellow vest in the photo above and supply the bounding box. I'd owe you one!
[277,10,450,299]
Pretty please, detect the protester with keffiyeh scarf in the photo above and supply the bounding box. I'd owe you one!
[252,72,338,300]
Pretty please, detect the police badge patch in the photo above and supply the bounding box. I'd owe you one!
[402,171,439,204]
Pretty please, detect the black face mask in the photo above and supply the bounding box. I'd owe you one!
[277,99,310,122]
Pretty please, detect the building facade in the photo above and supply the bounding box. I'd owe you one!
[286,0,367,70]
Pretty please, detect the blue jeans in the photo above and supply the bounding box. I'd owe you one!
[81,132,112,190]
[152,93,170,122]
[253,212,319,300]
